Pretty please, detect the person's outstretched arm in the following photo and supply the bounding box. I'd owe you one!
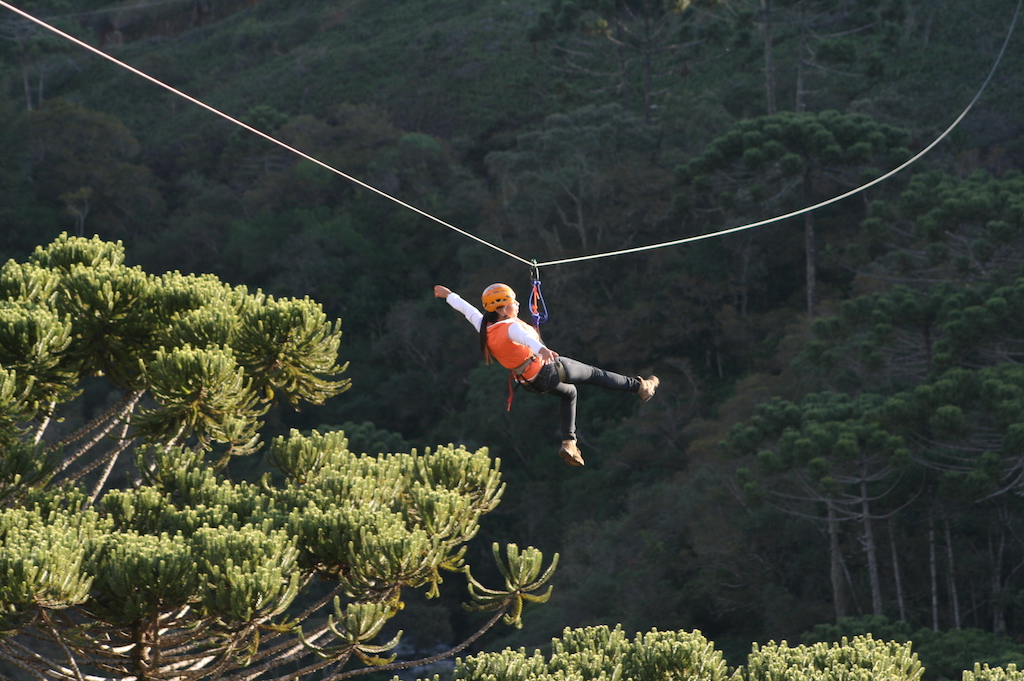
[434,285,483,330]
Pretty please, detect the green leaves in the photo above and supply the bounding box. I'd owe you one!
[233,295,350,405]
[724,391,910,524]
[484,103,664,255]
[0,235,357,497]
[136,344,264,453]
[0,302,75,414]
[326,600,402,665]
[20,100,163,235]
[465,542,558,628]
[878,363,1024,498]
[877,171,1024,282]
[0,436,520,677]
[966,664,1024,681]
[0,368,33,446]
[0,441,56,506]
[0,235,546,680]
[56,262,158,387]
[450,625,727,681]
[741,636,922,681]
[296,502,440,596]
[194,525,301,622]
[89,530,199,625]
[0,510,95,628]
[278,435,506,597]
[29,232,125,272]
[268,427,349,483]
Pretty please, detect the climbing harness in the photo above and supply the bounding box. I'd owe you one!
[506,353,540,411]
[507,357,566,411]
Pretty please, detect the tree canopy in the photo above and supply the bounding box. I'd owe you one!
[0,234,556,681]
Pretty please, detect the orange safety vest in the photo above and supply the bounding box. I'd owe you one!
[487,319,542,381]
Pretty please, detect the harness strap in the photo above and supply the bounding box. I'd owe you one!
[507,353,537,411]
[511,354,537,375]
[506,359,566,411]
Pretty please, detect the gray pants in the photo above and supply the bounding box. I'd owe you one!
[529,357,640,440]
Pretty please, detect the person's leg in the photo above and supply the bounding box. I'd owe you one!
[542,380,583,465]
[544,380,578,441]
[557,357,641,393]
[527,364,583,465]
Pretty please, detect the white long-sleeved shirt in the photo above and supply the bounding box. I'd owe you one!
[445,292,547,355]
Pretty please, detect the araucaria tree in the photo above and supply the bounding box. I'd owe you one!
[0,234,556,681]
[677,110,910,316]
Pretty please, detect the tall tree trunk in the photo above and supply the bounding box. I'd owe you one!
[861,479,882,616]
[795,3,807,112]
[642,12,654,124]
[616,26,631,111]
[944,519,961,629]
[828,505,847,621]
[21,59,33,111]
[929,513,939,630]
[991,528,1007,633]
[761,0,776,114]
[889,518,907,622]
[803,169,816,317]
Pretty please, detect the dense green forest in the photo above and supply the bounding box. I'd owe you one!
[3,0,1024,675]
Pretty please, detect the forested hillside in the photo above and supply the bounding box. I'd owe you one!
[2,0,1024,674]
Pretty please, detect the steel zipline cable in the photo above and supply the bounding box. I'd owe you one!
[0,0,533,267]
[0,0,1020,272]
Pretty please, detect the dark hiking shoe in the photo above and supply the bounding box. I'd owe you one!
[637,375,660,402]
[559,439,584,466]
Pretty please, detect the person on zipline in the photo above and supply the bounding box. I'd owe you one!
[434,283,659,467]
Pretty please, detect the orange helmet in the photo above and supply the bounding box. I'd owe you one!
[481,283,516,312]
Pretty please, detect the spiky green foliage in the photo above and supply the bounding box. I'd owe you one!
[233,294,348,405]
[0,235,554,681]
[0,431,549,680]
[414,624,729,681]
[0,234,351,498]
[135,344,264,454]
[966,664,1024,681]
[465,543,558,628]
[0,303,75,414]
[417,628,928,681]
[741,635,923,681]
[0,508,98,630]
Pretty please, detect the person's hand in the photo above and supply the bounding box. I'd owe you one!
[434,285,452,299]
[538,347,559,364]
